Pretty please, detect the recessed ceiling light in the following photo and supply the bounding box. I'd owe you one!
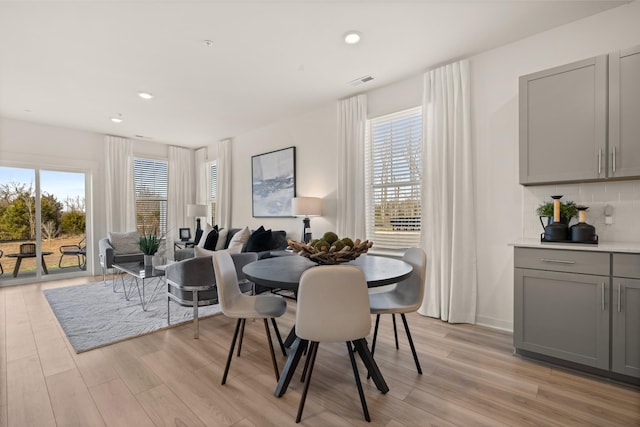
[344,31,361,45]
[111,116,123,123]
[138,92,153,100]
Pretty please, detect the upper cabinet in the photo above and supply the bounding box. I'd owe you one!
[609,46,640,179]
[519,47,640,185]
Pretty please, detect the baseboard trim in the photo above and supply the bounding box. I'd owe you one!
[475,315,513,332]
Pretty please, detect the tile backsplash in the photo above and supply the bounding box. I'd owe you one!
[522,180,640,243]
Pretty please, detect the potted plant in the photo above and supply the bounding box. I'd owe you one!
[139,222,163,266]
[536,199,578,230]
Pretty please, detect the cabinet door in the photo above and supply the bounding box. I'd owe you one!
[609,45,640,178]
[514,268,610,369]
[612,277,640,378]
[519,56,607,185]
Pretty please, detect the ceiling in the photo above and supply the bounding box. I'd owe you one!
[0,1,629,148]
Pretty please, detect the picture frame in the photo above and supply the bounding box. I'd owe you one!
[179,228,191,241]
[252,146,296,217]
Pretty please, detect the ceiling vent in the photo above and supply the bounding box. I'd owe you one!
[348,75,374,87]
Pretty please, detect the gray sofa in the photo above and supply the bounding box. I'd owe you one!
[165,252,258,338]
[174,227,288,261]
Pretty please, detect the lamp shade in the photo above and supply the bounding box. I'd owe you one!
[187,204,207,217]
[292,197,322,217]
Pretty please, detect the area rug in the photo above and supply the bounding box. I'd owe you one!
[44,280,221,353]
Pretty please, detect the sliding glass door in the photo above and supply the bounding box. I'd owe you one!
[0,166,87,284]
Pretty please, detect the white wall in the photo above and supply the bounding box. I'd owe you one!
[471,1,640,329]
[229,103,337,240]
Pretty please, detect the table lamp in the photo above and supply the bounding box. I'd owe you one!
[292,197,322,243]
[187,204,208,243]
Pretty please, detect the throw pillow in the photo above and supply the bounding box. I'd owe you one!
[109,231,141,254]
[196,223,214,248]
[202,228,219,250]
[245,226,273,252]
[227,226,251,251]
[215,228,229,250]
[194,245,241,258]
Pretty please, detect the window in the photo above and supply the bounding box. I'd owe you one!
[209,161,217,224]
[134,158,168,236]
[365,107,422,249]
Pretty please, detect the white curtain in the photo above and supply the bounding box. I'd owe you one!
[168,146,194,258]
[195,147,208,206]
[105,135,136,232]
[217,139,232,230]
[337,94,367,239]
[419,59,477,323]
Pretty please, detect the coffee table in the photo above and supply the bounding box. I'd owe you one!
[113,261,166,311]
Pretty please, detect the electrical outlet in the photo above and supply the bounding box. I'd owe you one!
[605,216,613,225]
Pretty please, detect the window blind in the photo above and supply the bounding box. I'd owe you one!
[134,158,168,235]
[365,107,422,249]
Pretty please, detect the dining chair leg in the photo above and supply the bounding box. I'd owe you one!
[264,319,280,381]
[368,315,381,380]
[237,318,246,357]
[271,318,287,357]
[222,318,242,385]
[400,313,422,374]
[392,313,399,349]
[299,341,313,382]
[296,341,319,423]
[371,314,380,356]
[346,341,371,422]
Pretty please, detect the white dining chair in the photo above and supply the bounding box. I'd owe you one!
[212,251,287,385]
[368,247,426,374]
[295,265,374,423]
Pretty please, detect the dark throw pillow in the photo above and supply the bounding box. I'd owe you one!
[245,226,273,252]
[202,228,219,250]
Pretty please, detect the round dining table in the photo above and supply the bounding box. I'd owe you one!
[242,253,413,398]
[243,253,413,291]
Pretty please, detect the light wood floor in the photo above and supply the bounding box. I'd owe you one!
[1,277,639,427]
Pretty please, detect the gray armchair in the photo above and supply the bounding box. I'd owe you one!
[98,237,144,281]
[165,252,257,338]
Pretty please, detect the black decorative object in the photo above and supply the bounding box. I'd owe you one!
[570,206,598,243]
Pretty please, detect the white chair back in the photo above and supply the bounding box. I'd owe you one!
[212,251,243,315]
[395,248,427,310]
[296,265,371,342]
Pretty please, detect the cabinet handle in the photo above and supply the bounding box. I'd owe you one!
[618,283,622,313]
[612,146,616,174]
[598,149,602,174]
[540,258,575,264]
[601,283,606,311]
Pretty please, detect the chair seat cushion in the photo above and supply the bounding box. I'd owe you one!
[369,291,421,314]
[224,294,287,319]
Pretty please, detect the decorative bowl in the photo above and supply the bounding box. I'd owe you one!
[287,239,373,265]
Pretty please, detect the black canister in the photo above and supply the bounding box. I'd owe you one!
[570,206,597,243]
[544,195,569,241]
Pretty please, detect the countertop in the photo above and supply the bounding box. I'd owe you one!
[510,238,640,254]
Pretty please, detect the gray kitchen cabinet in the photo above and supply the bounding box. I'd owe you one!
[609,46,640,179]
[612,253,640,378]
[514,248,610,369]
[519,56,608,185]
